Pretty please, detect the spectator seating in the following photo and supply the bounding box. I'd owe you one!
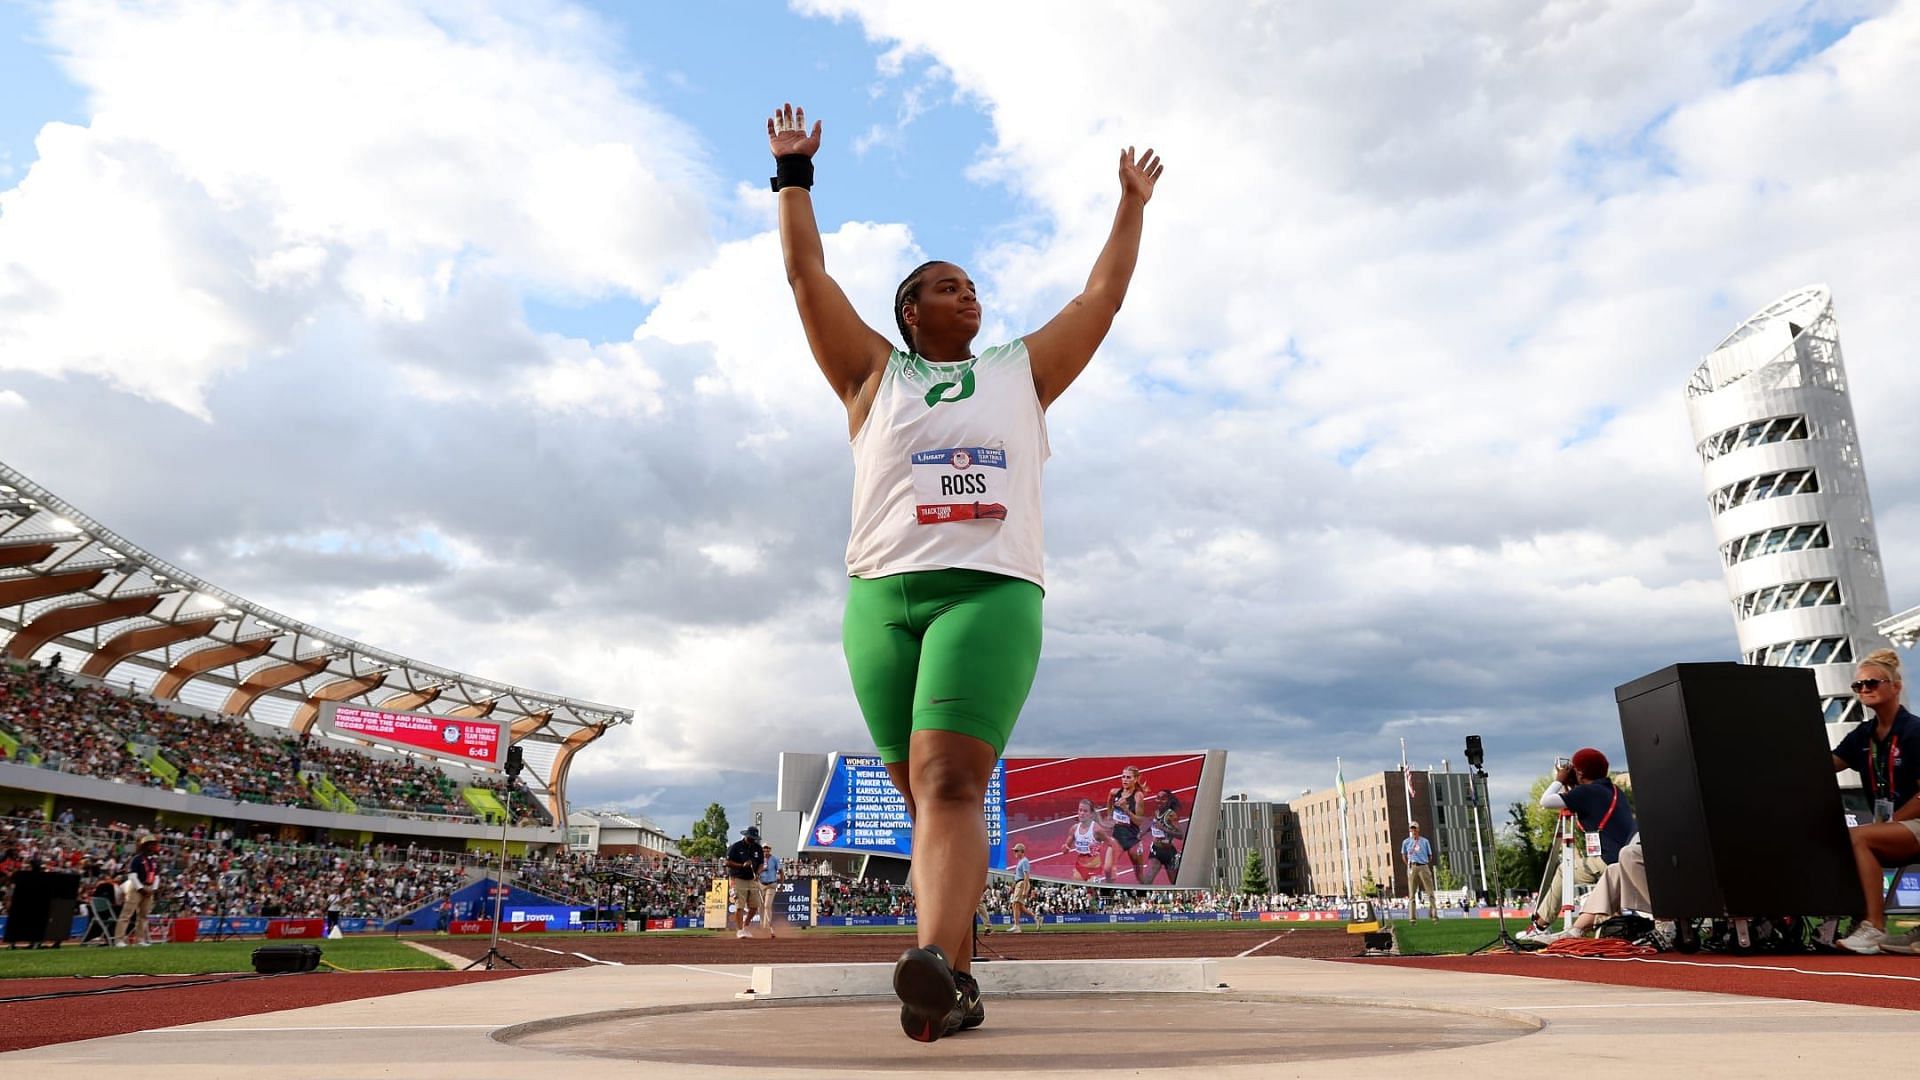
[0,663,530,824]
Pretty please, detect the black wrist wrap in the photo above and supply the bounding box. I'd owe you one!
[771,154,814,192]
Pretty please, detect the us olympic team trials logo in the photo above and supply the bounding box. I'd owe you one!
[814,824,838,845]
[441,724,461,745]
[951,449,972,470]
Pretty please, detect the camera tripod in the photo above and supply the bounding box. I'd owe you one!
[466,751,525,971]
[1462,747,1524,955]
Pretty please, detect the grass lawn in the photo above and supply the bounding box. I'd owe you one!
[1388,917,1530,956]
[0,937,448,979]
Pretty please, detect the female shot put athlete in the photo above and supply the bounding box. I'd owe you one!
[767,102,1162,1041]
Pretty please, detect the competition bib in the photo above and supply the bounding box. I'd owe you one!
[1149,823,1167,840]
[911,446,1008,524]
[1112,808,1132,825]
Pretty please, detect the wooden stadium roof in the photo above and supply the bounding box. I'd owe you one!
[0,459,631,822]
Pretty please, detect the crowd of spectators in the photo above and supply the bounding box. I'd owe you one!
[2,663,160,784]
[0,813,477,922]
[293,738,465,819]
[2,802,1433,931]
[472,776,551,826]
[816,875,917,918]
[1,662,518,824]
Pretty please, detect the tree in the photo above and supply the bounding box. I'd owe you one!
[1240,851,1268,895]
[1360,868,1380,898]
[1496,800,1549,897]
[677,802,730,859]
[1435,859,1463,892]
[1523,773,1559,853]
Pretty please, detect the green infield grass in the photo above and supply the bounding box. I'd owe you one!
[0,936,448,979]
[1389,917,1534,955]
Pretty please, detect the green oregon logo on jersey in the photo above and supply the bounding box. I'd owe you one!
[924,369,976,408]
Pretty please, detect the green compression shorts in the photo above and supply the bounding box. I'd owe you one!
[842,568,1043,764]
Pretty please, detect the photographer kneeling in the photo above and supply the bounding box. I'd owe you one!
[1521,748,1636,943]
[1831,649,1920,955]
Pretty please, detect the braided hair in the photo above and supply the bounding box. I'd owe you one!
[892,260,943,355]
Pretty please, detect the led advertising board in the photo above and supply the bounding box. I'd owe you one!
[315,702,509,770]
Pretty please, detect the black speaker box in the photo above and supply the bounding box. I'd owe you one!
[252,944,323,973]
[1615,663,1862,919]
[3,870,81,944]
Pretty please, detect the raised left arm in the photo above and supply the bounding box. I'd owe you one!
[1023,146,1164,408]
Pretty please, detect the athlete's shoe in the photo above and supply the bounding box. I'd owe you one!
[1877,928,1920,955]
[953,969,985,1031]
[1838,923,1888,955]
[893,944,963,1042]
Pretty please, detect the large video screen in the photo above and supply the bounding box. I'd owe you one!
[315,702,509,770]
[802,751,1225,888]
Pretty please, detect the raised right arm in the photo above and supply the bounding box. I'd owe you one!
[768,104,892,411]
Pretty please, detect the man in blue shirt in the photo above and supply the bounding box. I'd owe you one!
[1008,842,1036,933]
[1400,823,1438,921]
[755,846,783,938]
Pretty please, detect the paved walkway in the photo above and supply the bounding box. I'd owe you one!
[7,956,1914,1077]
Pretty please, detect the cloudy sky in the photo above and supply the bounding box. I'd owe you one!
[3,1,1917,837]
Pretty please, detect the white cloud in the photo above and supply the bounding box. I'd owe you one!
[784,0,1920,804]
[0,1,715,414]
[0,390,25,410]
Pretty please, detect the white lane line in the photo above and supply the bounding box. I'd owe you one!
[1507,1000,1814,1010]
[1236,932,1290,958]
[502,939,620,966]
[147,1025,503,1034]
[1578,956,1920,984]
[1005,758,1077,775]
[672,964,753,980]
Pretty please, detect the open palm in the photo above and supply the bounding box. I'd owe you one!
[1119,147,1164,204]
[768,103,822,158]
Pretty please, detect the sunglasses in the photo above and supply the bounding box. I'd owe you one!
[1851,678,1890,692]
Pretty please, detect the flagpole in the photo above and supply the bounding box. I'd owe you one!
[1399,737,1414,822]
[1336,756,1355,908]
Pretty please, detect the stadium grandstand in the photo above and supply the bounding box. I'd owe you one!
[0,456,630,862]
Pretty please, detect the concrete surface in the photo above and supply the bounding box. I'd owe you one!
[6,951,1916,1078]
[745,957,1221,999]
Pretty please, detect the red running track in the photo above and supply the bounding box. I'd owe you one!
[0,970,531,1052]
[1359,952,1920,1011]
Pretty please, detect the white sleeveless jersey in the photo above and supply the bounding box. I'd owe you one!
[1072,819,1098,855]
[846,341,1050,587]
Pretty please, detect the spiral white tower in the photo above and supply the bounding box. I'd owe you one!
[1685,285,1893,741]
